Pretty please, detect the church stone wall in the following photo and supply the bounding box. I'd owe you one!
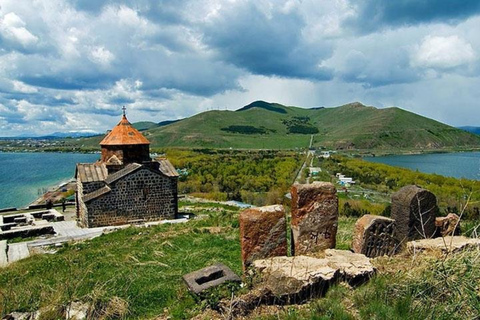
[84,168,177,227]
[76,179,89,228]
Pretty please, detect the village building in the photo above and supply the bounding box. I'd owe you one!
[75,108,178,228]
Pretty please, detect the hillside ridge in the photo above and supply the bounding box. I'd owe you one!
[80,101,480,151]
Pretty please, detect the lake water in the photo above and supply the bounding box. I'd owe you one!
[364,152,480,181]
[0,152,99,209]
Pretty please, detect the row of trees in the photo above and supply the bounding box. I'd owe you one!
[160,148,302,205]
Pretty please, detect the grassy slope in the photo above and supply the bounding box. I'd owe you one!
[72,101,480,151]
[1,204,479,319]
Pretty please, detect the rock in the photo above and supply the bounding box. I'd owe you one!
[183,263,241,295]
[66,301,90,320]
[325,249,376,286]
[407,236,480,253]
[351,215,398,258]
[291,182,338,255]
[7,243,30,263]
[251,255,338,303]
[435,213,460,237]
[240,205,287,270]
[0,240,7,267]
[391,185,437,244]
[1,312,32,320]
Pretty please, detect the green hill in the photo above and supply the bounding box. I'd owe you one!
[79,101,480,151]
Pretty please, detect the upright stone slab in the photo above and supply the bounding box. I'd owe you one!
[240,205,287,270]
[352,215,398,258]
[391,185,437,244]
[291,182,338,255]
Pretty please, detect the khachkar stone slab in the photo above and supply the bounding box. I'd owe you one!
[352,214,398,258]
[391,185,437,244]
[240,205,287,271]
[291,182,338,255]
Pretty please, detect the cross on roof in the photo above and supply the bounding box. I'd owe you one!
[122,106,126,116]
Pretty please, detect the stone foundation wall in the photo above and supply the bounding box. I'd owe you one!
[85,168,177,227]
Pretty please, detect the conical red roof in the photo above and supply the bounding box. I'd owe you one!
[100,115,150,146]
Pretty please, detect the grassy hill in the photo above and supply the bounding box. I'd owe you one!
[77,101,480,151]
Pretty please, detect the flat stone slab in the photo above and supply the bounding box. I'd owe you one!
[7,242,30,263]
[0,225,55,240]
[183,263,241,295]
[252,256,338,302]
[407,236,480,253]
[325,249,376,286]
[0,240,7,267]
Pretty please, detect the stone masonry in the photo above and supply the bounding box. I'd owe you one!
[78,165,178,227]
[352,214,398,258]
[291,182,338,256]
[391,185,437,244]
[240,205,287,271]
[75,110,178,228]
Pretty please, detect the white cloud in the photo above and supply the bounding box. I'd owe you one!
[0,12,38,47]
[89,46,115,65]
[413,35,477,69]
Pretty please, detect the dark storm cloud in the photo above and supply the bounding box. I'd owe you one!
[202,2,333,80]
[348,0,480,32]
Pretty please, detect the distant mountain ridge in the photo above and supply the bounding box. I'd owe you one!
[77,101,480,150]
[458,126,480,135]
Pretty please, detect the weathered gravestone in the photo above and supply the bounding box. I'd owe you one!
[291,182,338,255]
[391,185,437,244]
[352,214,398,258]
[240,205,287,270]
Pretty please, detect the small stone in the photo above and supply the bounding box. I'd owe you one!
[391,185,438,243]
[407,236,480,253]
[240,205,287,271]
[66,301,90,320]
[435,213,460,237]
[291,182,338,256]
[325,249,376,286]
[351,215,398,258]
[183,263,241,295]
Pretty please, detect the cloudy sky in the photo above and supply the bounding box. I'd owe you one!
[0,0,479,136]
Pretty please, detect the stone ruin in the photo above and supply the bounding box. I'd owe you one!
[352,214,398,258]
[290,182,338,255]
[239,205,287,271]
[391,185,438,244]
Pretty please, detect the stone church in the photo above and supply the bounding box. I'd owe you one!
[75,109,178,228]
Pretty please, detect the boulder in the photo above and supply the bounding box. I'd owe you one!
[240,205,287,271]
[352,215,398,258]
[291,182,338,255]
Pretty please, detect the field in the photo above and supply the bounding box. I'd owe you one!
[1,150,480,319]
[1,200,479,319]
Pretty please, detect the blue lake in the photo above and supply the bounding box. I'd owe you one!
[0,152,99,209]
[364,152,480,181]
